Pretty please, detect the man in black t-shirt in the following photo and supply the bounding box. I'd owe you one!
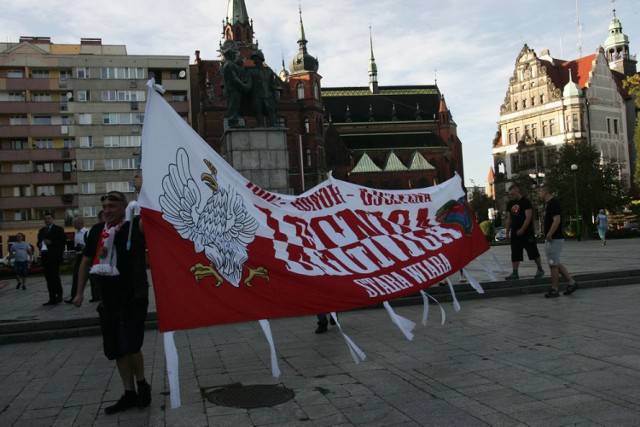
[504,185,544,280]
[72,190,151,415]
[539,184,578,298]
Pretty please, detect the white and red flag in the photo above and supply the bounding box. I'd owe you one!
[138,84,489,334]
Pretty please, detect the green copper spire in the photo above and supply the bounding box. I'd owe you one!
[227,0,249,25]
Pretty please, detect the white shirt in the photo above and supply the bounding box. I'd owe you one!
[74,226,89,249]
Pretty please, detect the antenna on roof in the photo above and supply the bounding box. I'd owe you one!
[576,0,583,57]
[434,67,437,85]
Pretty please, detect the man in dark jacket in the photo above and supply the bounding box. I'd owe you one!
[37,211,66,305]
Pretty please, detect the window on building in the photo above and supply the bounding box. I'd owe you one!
[171,93,187,102]
[540,94,545,104]
[277,117,286,128]
[607,118,611,133]
[314,82,320,100]
[613,119,619,134]
[8,92,26,101]
[8,70,24,78]
[60,69,73,80]
[14,210,30,221]
[78,113,92,125]
[32,116,52,125]
[31,70,49,79]
[11,139,28,149]
[514,101,518,111]
[508,129,514,144]
[64,184,78,194]
[297,82,305,99]
[77,136,93,148]
[549,119,555,135]
[101,90,117,101]
[303,117,310,134]
[83,206,98,217]
[104,158,136,170]
[13,186,31,197]
[36,185,55,196]
[61,115,72,125]
[34,162,54,173]
[81,182,96,194]
[522,99,527,109]
[11,164,29,173]
[515,128,521,142]
[63,138,75,148]
[542,120,549,137]
[32,93,51,102]
[77,90,90,102]
[76,67,89,79]
[532,123,538,139]
[103,113,118,124]
[79,159,94,171]
[531,97,535,106]
[9,115,28,125]
[306,148,312,167]
[34,139,54,149]
[106,181,135,193]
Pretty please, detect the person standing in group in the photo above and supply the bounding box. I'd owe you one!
[37,211,66,305]
[8,233,32,290]
[504,185,544,280]
[539,184,578,298]
[596,209,608,246]
[73,190,151,415]
[65,216,89,304]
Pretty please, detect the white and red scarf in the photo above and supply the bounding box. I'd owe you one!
[90,219,126,276]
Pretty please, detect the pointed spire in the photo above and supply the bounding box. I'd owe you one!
[439,94,448,113]
[227,0,250,25]
[289,5,319,73]
[298,5,308,50]
[368,25,378,94]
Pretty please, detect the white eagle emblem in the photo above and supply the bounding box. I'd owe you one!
[159,148,268,287]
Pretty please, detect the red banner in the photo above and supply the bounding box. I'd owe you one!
[139,86,489,332]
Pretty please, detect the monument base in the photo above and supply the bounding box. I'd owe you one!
[222,127,292,195]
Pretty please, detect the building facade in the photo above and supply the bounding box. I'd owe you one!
[491,9,637,212]
[191,0,465,195]
[0,37,189,251]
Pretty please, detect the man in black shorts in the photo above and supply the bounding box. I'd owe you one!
[504,185,544,280]
[73,190,151,415]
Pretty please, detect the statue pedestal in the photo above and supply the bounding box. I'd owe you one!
[222,128,292,194]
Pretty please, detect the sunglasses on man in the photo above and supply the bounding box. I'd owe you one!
[100,194,126,202]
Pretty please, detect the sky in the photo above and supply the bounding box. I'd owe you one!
[2,0,639,188]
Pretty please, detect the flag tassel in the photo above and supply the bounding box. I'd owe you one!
[258,319,281,378]
[383,301,415,341]
[163,331,181,409]
[331,312,366,364]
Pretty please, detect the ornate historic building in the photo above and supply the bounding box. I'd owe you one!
[191,0,465,195]
[491,8,637,212]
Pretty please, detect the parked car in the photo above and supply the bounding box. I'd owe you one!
[624,222,639,232]
[494,227,507,241]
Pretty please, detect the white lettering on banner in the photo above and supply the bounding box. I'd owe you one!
[291,185,347,211]
[360,188,432,206]
[354,253,452,298]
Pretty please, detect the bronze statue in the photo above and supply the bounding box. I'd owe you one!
[246,49,278,127]
[220,40,250,128]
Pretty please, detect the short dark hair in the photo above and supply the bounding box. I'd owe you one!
[508,185,519,192]
[100,191,127,203]
[540,184,554,194]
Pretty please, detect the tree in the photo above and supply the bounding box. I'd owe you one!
[622,74,640,191]
[468,187,493,223]
[544,141,628,238]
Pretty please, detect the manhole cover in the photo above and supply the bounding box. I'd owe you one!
[205,384,294,409]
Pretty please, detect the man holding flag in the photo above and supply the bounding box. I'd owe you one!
[73,188,151,415]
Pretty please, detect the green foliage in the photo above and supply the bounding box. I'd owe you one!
[479,220,494,239]
[468,187,493,223]
[544,141,628,236]
[623,76,640,188]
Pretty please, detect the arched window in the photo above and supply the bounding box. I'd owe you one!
[297,83,305,99]
[303,117,310,134]
[314,82,320,99]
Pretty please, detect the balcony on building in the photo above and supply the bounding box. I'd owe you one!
[0,194,78,210]
[0,171,77,186]
[0,148,76,162]
[5,78,56,91]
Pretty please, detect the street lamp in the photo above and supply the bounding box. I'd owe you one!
[571,164,581,240]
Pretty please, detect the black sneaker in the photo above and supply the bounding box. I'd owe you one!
[544,288,560,298]
[105,391,138,415]
[315,324,328,334]
[137,381,151,408]
[563,282,579,295]
[505,272,519,280]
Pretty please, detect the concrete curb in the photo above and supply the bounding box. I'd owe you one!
[1,269,638,345]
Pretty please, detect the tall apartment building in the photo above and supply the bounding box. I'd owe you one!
[0,37,190,252]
